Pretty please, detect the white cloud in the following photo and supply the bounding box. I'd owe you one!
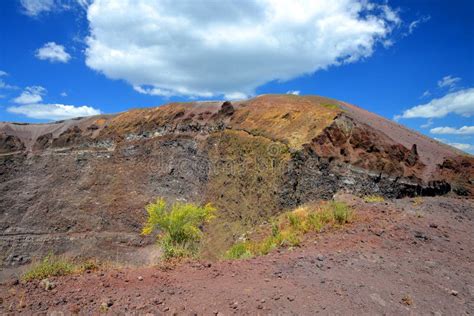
[225,92,248,100]
[0,80,19,90]
[420,119,433,129]
[286,90,301,95]
[430,126,474,135]
[20,0,55,16]
[420,90,431,98]
[7,103,101,120]
[438,75,461,89]
[408,16,430,34]
[36,42,71,63]
[85,0,400,98]
[60,91,68,97]
[20,0,90,16]
[13,86,47,104]
[76,0,92,8]
[449,143,474,152]
[133,85,179,98]
[435,138,474,154]
[0,71,18,90]
[396,88,474,119]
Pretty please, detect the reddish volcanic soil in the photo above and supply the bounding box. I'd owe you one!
[1,195,473,315]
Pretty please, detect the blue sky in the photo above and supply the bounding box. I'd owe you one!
[0,0,473,153]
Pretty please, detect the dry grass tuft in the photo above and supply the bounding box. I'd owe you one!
[225,200,353,259]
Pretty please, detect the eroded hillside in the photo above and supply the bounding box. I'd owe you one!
[1,95,472,274]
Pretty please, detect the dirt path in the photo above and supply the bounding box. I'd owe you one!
[1,196,473,315]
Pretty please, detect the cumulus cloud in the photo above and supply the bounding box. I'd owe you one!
[36,42,71,63]
[430,126,474,135]
[286,90,301,95]
[0,70,7,77]
[7,103,101,120]
[396,88,474,119]
[13,86,47,104]
[438,75,461,90]
[85,0,400,98]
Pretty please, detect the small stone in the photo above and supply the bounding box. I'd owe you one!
[401,295,413,306]
[39,279,56,291]
[103,298,114,307]
[451,290,458,296]
[138,276,143,281]
[9,279,19,286]
[287,295,295,302]
[257,304,263,309]
[414,231,428,241]
[100,302,109,312]
[429,224,438,228]
[317,255,325,261]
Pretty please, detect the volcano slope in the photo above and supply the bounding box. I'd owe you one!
[0,94,473,279]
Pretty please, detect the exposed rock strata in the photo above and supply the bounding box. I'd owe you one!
[0,95,472,271]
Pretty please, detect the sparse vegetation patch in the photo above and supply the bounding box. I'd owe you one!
[22,254,75,281]
[363,195,385,203]
[22,255,102,282]
[225,200,353,259]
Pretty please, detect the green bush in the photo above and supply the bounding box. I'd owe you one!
[142,198,216,259]
[22,254,75,281]
[329,201,352,224]
[287,213,302,230]
[225,242,253,259]
[306,208,333,232]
